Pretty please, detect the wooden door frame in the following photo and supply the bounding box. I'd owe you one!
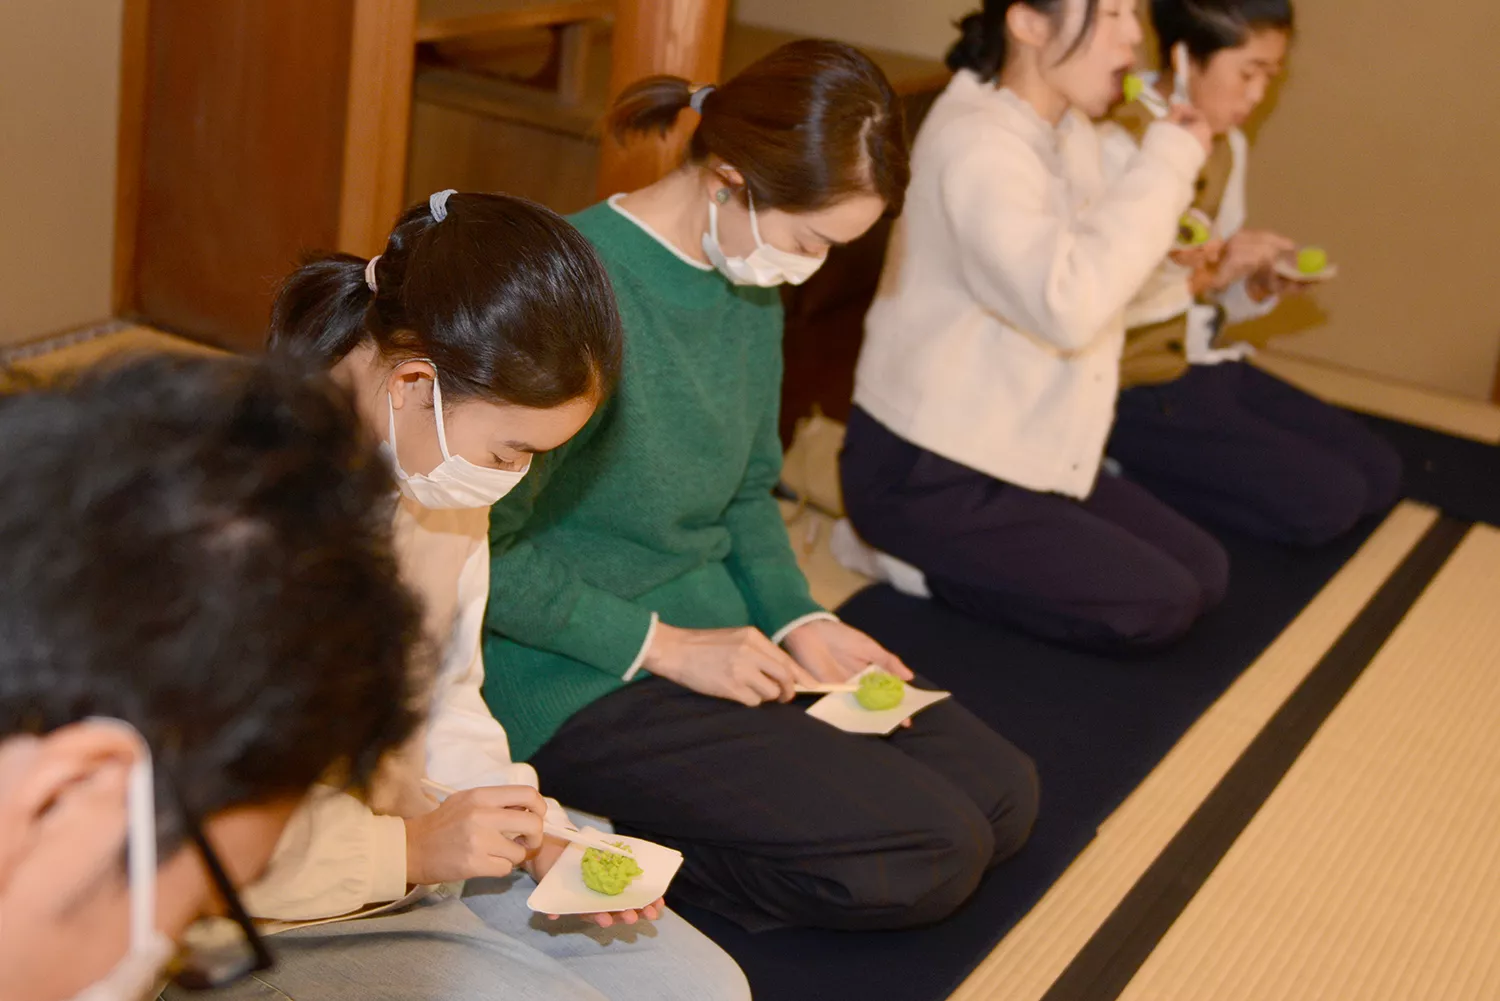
[112,0,419,318]
[112,0,152,317]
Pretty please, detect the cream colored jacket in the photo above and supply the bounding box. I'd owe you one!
[855,72,1205,498]
[243,499,569,927]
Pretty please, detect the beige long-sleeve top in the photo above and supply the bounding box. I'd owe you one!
[243,499,569,927]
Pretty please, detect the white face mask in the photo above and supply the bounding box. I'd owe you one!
[68,721,175,1001]
[702,190,826,287]
[380,364,531,510]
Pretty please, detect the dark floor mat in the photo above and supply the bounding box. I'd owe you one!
[679,417,1498,1001]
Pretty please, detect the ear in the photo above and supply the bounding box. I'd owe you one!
[0,724,141,902]
[385,359,436,412]
[1007,1,1055,51]
[707,160,746,191]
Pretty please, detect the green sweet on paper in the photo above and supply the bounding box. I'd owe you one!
[581,843,643,896]
[1297,246,1329,275]
[1178,213,1212,247]
[1123,73,1146,103]
[855,671,906,711]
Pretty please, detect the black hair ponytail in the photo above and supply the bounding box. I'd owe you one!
[947,3,1011,80]
[269,254,372,366]
[269,193,623,410]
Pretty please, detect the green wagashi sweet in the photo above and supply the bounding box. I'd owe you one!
[1178,213,1212,247]
[1297,246,1328,274]
[855,671,906,711]
[581,843,643,896]
[1123,73,1146,103]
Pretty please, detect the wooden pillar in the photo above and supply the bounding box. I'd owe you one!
[114,0,417,350]
[338,0,421,257]
[596,0,729,198]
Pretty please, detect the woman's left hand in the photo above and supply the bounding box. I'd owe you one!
[529,835,665,927]
[782,618,914,684]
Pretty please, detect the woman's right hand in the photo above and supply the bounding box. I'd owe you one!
[1165,103,1214,155]
[644,623,815,705]
[404,786,547,885]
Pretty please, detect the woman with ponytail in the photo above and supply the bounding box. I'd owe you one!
[180,191,749,1001]
[482,40,1039,932]
[840,0,1232,651]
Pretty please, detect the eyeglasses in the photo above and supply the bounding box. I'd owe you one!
[159,772,276,991]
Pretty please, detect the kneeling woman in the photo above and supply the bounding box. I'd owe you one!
[173,193,748,1001]
[483,41,1039,933]
[842,0,1228,651]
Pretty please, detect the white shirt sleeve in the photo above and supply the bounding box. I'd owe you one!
[423,533,573,831]
[938,117,1206,354]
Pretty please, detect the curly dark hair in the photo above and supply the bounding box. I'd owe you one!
[0,353,425,845]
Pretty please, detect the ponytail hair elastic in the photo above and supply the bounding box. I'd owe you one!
[689,85,715,114]
[364,255,381,292]
[429,188,457,222]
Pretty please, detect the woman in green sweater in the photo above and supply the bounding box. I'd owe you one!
[483,40,1038,932]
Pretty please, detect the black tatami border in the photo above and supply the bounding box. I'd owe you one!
[1039,514,1474,1001]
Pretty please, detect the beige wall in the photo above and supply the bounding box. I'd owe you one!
[734,0,972,59]
[1234,0,1500,400]
[0,0,124,346]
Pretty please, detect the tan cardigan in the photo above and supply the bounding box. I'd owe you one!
[1099,85,1282,389]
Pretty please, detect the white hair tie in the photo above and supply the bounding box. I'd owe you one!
[364,255,381,292]
[429,189,457,222]
[689,85,715,114]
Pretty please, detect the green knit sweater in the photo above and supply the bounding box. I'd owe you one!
[481,199,824,760]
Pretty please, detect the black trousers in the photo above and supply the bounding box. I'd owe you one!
[1109,362,1402,546]
[841,406,1229,651]
[529,676,1039,932]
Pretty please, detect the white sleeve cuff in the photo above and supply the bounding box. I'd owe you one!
[1218,278,1279,324]
[621,612,660,681]
[772,611,839,646]
[369,814,412,900]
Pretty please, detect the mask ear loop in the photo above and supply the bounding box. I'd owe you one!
[85,719,157,953]
[745,189,767,250]
[425,363,454,462]
[125,738,156,953]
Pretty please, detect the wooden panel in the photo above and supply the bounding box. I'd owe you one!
[597,0,729,197]
[130,0,356,351]
[418,0,613,41]
[339,0,421,255]
[407,99,599,214]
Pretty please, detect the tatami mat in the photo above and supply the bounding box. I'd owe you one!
[1255,351,1500,445]
[1118,524,1500,1001]
[0,324,219,389]
[779,501,874,610]
[949,502,1440,1001]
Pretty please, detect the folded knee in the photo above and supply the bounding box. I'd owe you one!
[990,752,1040,863]
[1099,583,1206,649]
[820,809,996,930]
